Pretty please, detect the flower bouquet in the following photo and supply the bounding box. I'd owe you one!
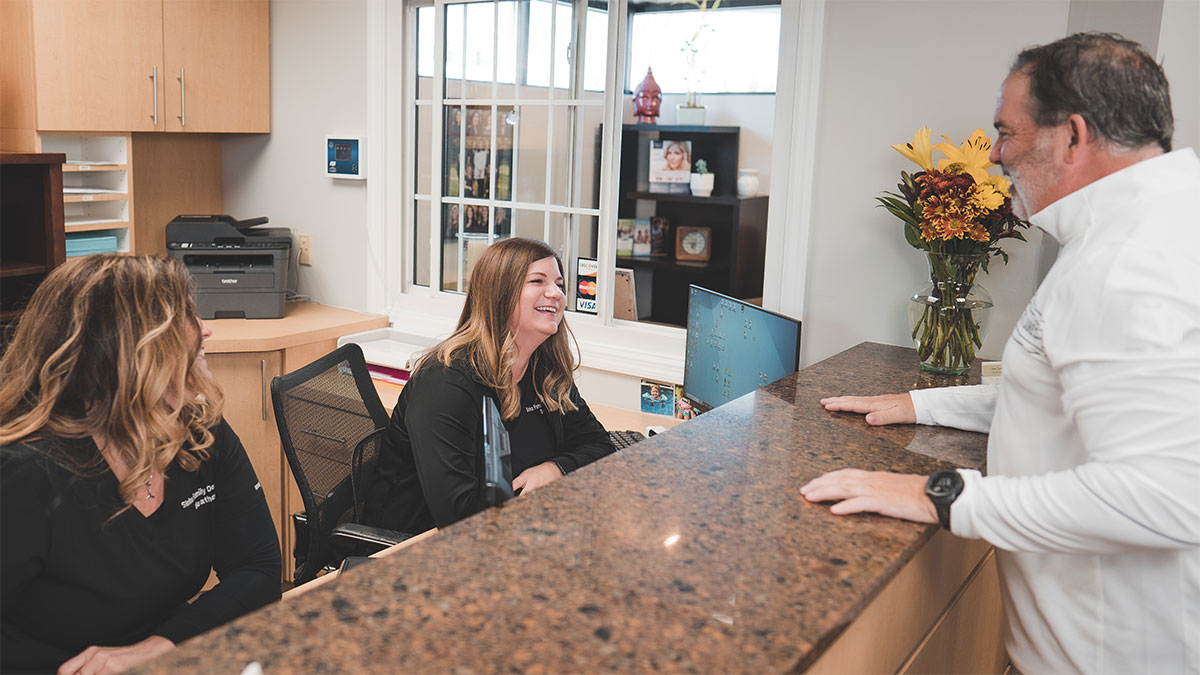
[877,127,1030,374]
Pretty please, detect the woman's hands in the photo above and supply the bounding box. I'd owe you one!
[59,636,175,675]
[820,393,916,426]
[512,461,564,495]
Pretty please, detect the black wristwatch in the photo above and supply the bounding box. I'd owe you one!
[925,470,964,530]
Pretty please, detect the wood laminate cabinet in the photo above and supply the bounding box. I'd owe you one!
[2,0,269,135]
[203,304,389,581]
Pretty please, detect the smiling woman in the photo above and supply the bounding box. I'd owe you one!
[364,238,616,533]
[0,255,280,674]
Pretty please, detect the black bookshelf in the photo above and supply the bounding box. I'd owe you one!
[616,124,768,327]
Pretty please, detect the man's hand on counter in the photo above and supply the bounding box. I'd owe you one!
[820,393,916,426]
[800,469,938,524]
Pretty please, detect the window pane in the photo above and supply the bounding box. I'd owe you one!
[414,199,431,287]
[576,99,603,210]
[444,3,464,98]
[548,105,573,207]
[583,5,608,93]
[463,106,494,200]
[627,6,780,93]
[495,1,520,99]
[513,208,545,241]
[526,0,572,91]
[443,105,463,198]
[416,6,434,86]
[514,105,547,204]
[463,2,496,87]
[416,104,432,195]
[497,106,514,201]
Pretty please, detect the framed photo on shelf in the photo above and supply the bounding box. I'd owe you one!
[632,218,652,256]
[650,217,670,256]
[648,139,691,194]
[617,219,635,256]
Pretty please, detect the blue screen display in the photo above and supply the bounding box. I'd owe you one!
[683,286,801,410]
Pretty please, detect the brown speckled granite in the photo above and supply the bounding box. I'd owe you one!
[141,342,988,674]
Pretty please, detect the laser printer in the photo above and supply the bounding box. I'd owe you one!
[166,214,291,319]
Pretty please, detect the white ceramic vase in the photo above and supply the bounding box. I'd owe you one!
[690,173,714,197]
[737,168,760,198]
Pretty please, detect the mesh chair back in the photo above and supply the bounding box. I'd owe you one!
[270,343,389,583]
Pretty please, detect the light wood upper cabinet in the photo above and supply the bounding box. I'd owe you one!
[30,0,165,132]
[162,0,270,133]
[12,0,269,134]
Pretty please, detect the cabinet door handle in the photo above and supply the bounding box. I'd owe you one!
[150,66,158,126]
[177,67,187,127]
[260,359,267,420]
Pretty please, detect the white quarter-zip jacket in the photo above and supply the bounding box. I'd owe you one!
[909,149,1200,674]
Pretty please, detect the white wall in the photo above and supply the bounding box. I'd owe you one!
[794,0,1071,368]
[1160,0,1200,153]
[222,0,372,312]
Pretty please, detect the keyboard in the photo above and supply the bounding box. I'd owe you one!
[608,429,646,450]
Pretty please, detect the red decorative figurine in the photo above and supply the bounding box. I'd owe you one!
[632,68,662,124]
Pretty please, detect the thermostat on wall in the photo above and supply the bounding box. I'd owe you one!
[326,137,365,179]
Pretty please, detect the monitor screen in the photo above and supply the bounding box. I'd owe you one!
[683,285,801,412]
[481,397,515,506]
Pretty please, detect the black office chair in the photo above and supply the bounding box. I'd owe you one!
[270,343,411,585]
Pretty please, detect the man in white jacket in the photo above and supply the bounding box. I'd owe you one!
[801,33,1200,674]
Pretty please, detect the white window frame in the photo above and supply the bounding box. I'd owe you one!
[366,0,823,382]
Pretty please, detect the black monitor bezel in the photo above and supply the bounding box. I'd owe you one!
[682,284,802,412]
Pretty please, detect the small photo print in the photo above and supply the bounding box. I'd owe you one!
[640,379,676,416]
[674,385,699,420]
[648,139,692,184]
[650,216,670,257]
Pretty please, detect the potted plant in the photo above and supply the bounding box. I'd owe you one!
[675,0,721,125]
[690,158,714,197]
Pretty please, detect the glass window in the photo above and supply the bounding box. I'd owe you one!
[627,5,781,94]
[411,0,607,298]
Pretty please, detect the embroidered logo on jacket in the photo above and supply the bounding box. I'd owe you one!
[1012,296,1047,359]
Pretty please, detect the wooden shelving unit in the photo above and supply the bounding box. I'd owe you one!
[39,134,134,255]
[615,124,769,327]
[1,152,66,344]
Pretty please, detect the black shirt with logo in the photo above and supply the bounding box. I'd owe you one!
[0,419,281,673]
[364,358,616,534]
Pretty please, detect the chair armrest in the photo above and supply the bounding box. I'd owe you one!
[331,522,414,552]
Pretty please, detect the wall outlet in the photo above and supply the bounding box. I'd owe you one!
[297,233,313,266]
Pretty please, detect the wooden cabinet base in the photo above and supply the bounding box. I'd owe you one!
[808,530,1007,674]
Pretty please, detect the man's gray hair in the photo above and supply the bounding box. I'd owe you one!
[1013,32,1173,153]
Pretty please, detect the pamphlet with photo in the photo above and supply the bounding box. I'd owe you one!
[648,139,692,194]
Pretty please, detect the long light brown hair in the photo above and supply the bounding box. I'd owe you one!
[0,255,224,506]
[423,238,578,420]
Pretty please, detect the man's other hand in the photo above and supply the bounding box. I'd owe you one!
[820,393,916,426]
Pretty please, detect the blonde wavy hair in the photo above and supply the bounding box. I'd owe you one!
[0,255,224,507]
[423,238,578,420]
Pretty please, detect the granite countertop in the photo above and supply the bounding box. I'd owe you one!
[143,342,987,673]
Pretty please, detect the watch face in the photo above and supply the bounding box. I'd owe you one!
[682,230,706,255]
[927,471,962,500]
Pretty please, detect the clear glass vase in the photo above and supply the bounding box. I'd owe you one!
[908,252,993,375]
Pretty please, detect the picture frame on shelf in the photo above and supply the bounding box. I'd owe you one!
[650,217,670,256]
[648,139,691,194]
[632,218,652,256]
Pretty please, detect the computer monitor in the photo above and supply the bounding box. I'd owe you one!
[683,285,801,412]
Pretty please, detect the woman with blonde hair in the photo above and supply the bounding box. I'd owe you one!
[364,238,614,532]
[0,255,280,674]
